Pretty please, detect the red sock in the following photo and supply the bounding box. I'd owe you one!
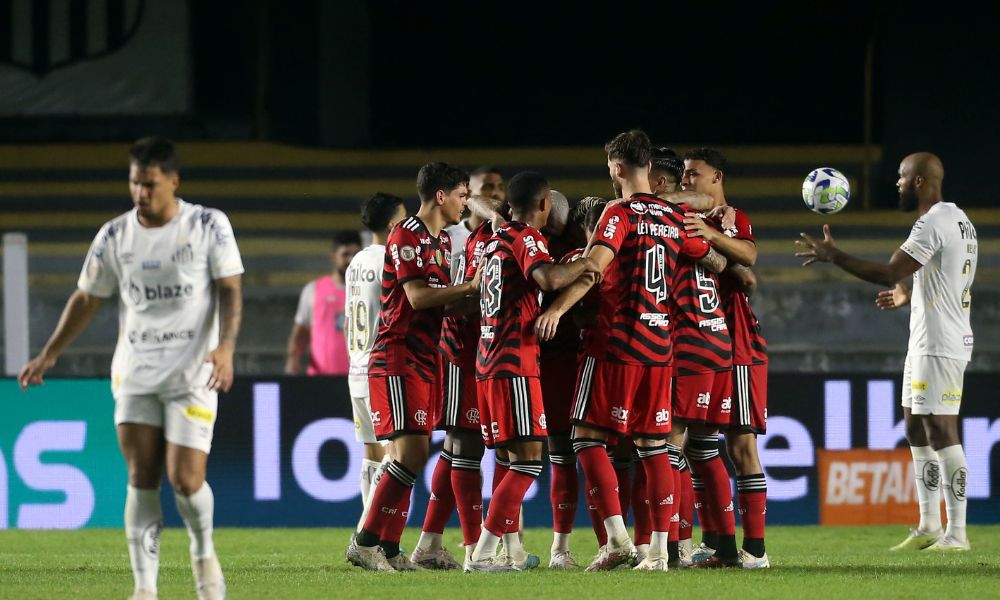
[575,443,622,522]
[421,452,455,534]
[637,448,674,533]
[550,456,578,534]
[691,473,715,536]
[737,474,767,541]
[613,458,632,522]
[451,456,484,546]
[679,467,694,541]
[631,461,651,546]
[493,457,510,494]
[701,456,736,536]
[586,480,608,547]
[483,462,542,537]
[668,462,681,542]
[363,461,416,543]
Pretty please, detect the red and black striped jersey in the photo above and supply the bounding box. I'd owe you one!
[585,194,710,365]
[369,216,452,381]
[717,208,768,365]
[539,234,586,356]
[439,221,493,367]
[670,211,733,374]
[476,221,554,380]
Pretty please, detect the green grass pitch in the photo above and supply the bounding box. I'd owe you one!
[1,526,998,599]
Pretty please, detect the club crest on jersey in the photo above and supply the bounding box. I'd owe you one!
[466,408,480,424]
[414,410,428,426]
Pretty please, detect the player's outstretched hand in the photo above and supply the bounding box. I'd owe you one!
[684,213,718,242]
[876,284,911,310]
[795,224,837,266]
[18,353,56,391]
[535,310,562,342]
[206,344,235,392]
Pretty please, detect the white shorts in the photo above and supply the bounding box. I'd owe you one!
[901,354,968,416]
[352,394,378,444]
[114,387,218,453]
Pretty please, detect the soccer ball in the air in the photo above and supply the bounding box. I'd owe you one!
[802,167,850,214]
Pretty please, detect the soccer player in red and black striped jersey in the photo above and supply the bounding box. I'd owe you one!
[536,130,724,571]
[681,148,770,569]
[466,172,602,572]
[347,162,481,572]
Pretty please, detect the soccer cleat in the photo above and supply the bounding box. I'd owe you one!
[923,535,970,552]
[889,528,943,551]
[585,539,637,572]
[498,546,540,570]
[634,544,649,565]
[690,542,716,563]
[548,550,580,569]
[677,541,694,568]
[411,546,460,570]
[691,554,742,569]
[346,538,396,572]
[633,556,670,571]
[738,549,771,569]
[464,556,521,573]
[127,591,157,600]
[386,552,423,571]
[191,554,226,600]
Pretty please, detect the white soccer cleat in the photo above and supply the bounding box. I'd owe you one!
[191,554,226,600]
[923,535,970,552]
[690,542,716,563]
[548,550,580,569]
[498,546,540,570]
[464,556,521,573]
[677,540,694,568]
[889,528,943,551]
[386,552,423,571]
[411,546,460,570]
[346,538,396,572]
[585,539,637,572]
[738,549,771,569]
[634,543,649,565]
[633,556,669,571]
[127,591,157,600]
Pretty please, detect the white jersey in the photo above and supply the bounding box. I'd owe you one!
[899,202,977,361]
[344,244,385,397]
[77,200,245,396]
[445,220,475,282]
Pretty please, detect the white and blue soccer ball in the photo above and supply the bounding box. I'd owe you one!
[802,167,850,214]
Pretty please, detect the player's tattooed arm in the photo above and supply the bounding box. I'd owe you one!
[697,248,728,274]
[796,225,922,287]
[466,195,507,229]
[18,289,104,390]
[208,274,243,392]
[727,264,757,297]
[875,280,912,310]
[531,257,602,292]
[684,213,757,266]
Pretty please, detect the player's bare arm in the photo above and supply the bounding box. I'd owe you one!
[284,323,309,374]
[727,264,758,298]
[18,289,104,390]
[697,247,728,274]
[531,256,601,292]
[876,280,912,310]
[796,224,922,287]
[664,190,715,211]
[466,195,506,229]
[684,213,757,266]
[403,277,480,311]
[206,274,242,392]
[703,204,737,230]
[535,245,614,341]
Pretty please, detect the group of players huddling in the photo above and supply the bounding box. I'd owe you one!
[345,129,770,573]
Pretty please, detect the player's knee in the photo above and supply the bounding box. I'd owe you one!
[128,467,162,490]
[904,415,929,446]
[449,430,485,458]
[923,417,960,450]
[167,468,205,496]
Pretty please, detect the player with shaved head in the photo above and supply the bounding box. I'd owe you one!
[797,152,976,552]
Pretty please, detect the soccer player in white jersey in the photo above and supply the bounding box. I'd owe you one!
[796,152,976,552]
[18,137,244,600]
[344,192,407,532]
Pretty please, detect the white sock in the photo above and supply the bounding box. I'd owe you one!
[604,515,629,546]
[649,532,669,559]
[360,458,381,509]
[415,531,443,552]
[937,444,968,540]
[357,458,390,532]
[175,483,216,559]
[125,486,162,593]
[551,532,571,554]
[910,445,942,532]
[502,532,525,558]
[472,531,501,561]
